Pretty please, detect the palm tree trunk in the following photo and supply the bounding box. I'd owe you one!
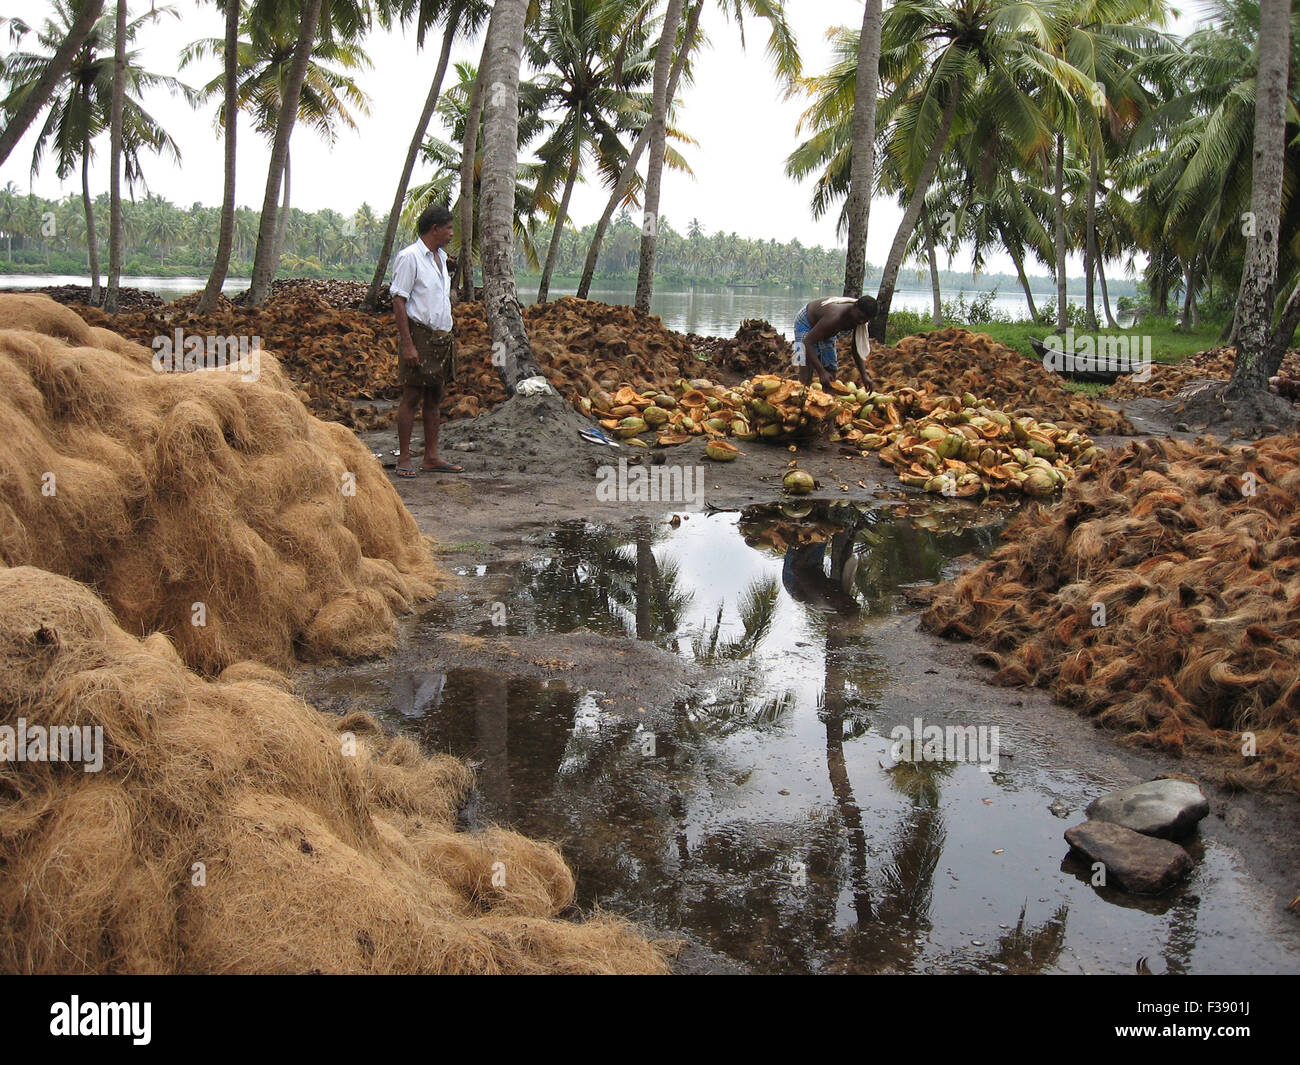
[576,1,700,301]
[843,0,882,297]
[457,24,495,301]
[82,143,100,305]
[633,0,686,314]
[197,0,240,314]
[1227,0,1290,399]
[0,0,105,167]
[923,206,942,326]
[1265,275,1300,374]
[1004,227,1038,321]
[871,83,961,340]
[480,0,541,391]
[272,149,291,273]
[1181,258,1195,328]
[1085,145,1098,330]
[1097,252,1117,327]
[365,13,458,311]
[538,146,581,303]
[1055,134,1067,331]
[247,0,322,307]
[104,0,126,313]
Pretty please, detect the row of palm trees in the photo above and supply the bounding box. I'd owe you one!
[1,0,1295,398]
[787,0,1298,378]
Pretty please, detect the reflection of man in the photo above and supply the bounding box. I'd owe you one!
[793,295,877,389]
[391,204,462,477]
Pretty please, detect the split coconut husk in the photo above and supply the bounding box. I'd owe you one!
[921,434,1300,794]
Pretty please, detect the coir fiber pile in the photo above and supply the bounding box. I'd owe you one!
[0,293,438,674]
[869,328,1135,437]
[0,566,669,973]
[920,434,1300,792]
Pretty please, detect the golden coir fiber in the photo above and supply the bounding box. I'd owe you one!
[0,294,439,674]
[0,565,670,973]
[921,435,1300,792]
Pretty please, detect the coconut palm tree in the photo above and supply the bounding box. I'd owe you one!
[194,0,239,314]
[634,0,800,313]
[528,0,661,302]
[363,0,490,311]
[183,2,371,295]
[0,0,188,303]
[479,0,543,391]
[104,0,125,312]
[843,0,882,297]
[1227,0,1294,396]
[0,1,104,167]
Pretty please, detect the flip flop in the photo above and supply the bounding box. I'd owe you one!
[395,464,419,478]
[578,427,620,447]
[421,461,464,473]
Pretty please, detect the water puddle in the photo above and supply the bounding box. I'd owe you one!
[321,502,1300,974]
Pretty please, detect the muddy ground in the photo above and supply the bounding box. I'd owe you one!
[293,391,1300,973]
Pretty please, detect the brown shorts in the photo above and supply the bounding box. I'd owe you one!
[399,320,457,389]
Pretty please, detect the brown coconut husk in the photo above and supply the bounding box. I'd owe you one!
[921,434,1300,792]
[0,293,440,674]
[0,565,669,974]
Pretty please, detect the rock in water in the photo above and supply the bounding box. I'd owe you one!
[1085,778,1209,840]
[1064,821,1193,894]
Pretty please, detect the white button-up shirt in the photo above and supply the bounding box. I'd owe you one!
[390,238,452,330]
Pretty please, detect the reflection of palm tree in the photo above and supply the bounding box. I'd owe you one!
[988,902,1069,974]
[505,519,692,644]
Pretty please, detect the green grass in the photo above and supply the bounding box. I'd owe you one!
[972,320,1224,366]
[448,540,489,554]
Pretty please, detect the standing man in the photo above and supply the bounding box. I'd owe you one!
[391,203,462,476]
[793,295,877,389]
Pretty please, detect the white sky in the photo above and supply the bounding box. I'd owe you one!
[2,0,1205,278]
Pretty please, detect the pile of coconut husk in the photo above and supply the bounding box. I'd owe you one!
[1105,347,1300,401]
[0,293,439,675]
[690,319,794,378]
[74,296,702,432]
[250,278,393,312]
[11,284,164,312]
[920,434,1300,793]
[869,328,1136,436]
[0,564,669,974]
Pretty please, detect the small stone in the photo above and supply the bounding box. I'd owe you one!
[1086,778,1209,839]
[1065,820,1193,894]
[1048,799,1070,818]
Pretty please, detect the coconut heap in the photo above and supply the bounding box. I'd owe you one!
[0,293,667,973]
[574,372,1101,497]
[869,328,1136,437]
[843,385,1100,497]
[920,434,1300,793]
[575,374,840,450]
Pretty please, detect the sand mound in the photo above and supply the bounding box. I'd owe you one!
[0,565,668,973]
[0,293,439,674]
[920,434,1300,792]
[869,328,1135,436]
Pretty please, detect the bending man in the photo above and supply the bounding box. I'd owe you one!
[793,295,877,389]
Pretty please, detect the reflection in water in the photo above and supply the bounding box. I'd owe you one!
[355,504,1297,974]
